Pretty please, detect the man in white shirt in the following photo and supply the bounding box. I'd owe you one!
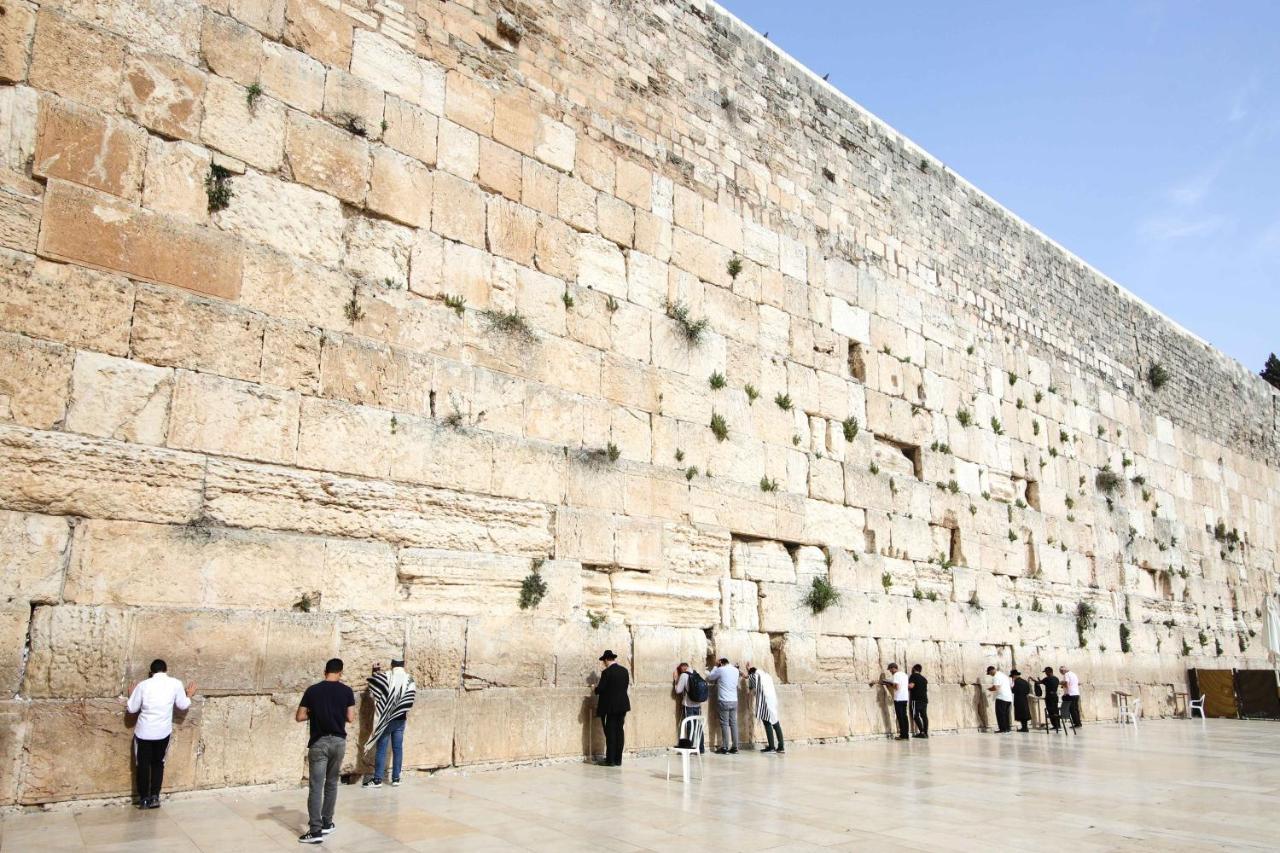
[706,658,741,754]
[986,665,1013,733]
[1059,666,1082,729]
[879,663,911,741]
[125,659,196,808]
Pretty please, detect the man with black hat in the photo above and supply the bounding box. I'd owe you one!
[1033,666,1061,730]
[1011,669,1032,732]
[594,650,630,766]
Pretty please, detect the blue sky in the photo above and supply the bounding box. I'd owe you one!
[722,1,1278,372]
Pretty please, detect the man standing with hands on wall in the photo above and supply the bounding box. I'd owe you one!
[125,659,197,809]
[880,663,911,741]
[594,650,630,766]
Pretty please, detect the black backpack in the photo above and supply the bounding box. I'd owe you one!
[686,670,709,703]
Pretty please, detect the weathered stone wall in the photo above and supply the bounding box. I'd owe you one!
[1,0,1276,804]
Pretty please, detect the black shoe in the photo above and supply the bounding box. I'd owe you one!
[775,748,785,754]
[760,746,775,753]
[913,734,929,738]
[391,779,400,787]
[146,797,160,809]
[714,747,729,754]
[136,798,147,809]
[362,778,382,788]
[321,823,335,835]
[895,736,910,741]
[298,830,324,844]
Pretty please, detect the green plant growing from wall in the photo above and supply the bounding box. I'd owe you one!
[991,417,1003,435]
[246,81,263,113]
[204,165,234,212]
[1120,623,1132,653]
[292,592,317,612]
[674,448,685,462]
[684,466,698,481]
[338,112,367,136]
[727,255,743,279]
[561,289,575,310]
[1181,639,1192,656]
[708,371,726,390]
[587,610,607,629]
[605,294,619,312]
[744,384,759,404]
[1214,637,1223,656]
[912,586,923,600]
[804,576,840,614]
[968,590,982,610]
[881,572,893,592]
[1031,597,1043,612]
[1198,630,1208,647]
[710,412,729,442]
[343,291,364,323]
[481,308,535,341]
[664,299,707,345]
[842,416,859,442]
[1075,601,1097,648]
[956,408,972,427]
[519,560,548,609]
[1148,363,1170,390]
[1034,390,1044,403]
[583,442,621,465]
[1096,466,1122,493]
[442,294,467,316]
[869,461,880,475]
[759,476,779,493]
[774,392,793,411]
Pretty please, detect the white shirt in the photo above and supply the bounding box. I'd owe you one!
[1063,670,1080,697]
[126,673,191,740]
[992,672,1013,702]
[707,665,740,703]
[891,671,909,701]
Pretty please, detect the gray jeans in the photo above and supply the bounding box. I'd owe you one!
[307,735,346,832]
[717,701,738,749]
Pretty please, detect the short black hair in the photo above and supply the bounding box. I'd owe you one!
[149,659,167,675]
[911,664,922,673]
[718,658,729,665]
[1043,666,1054,675]
[747,666,757,675]
[325,658,344,674]
[986,665,996,673]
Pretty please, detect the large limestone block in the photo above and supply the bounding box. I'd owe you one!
[663,522,731,577]
[129,285,265,382]
[350,29,443,114]
[125,608,268,693]
[463,615,557,689]
[28,11,126,111]
[34,97,147,201]
[38,180,242,300]
[432,170,485,247]
[553,620,632,690]
[0,0,35,85]
[120,50,205,141]
[259,41,324,113]
[387,415,497,495]
[21,699,198,803]
[631,625,708,684]
[320,538,399,614]
[167,370,300,465]
[0,425,204,523]
[730,539,795,584]
[201,75,285,171]
[195,693,305,788]
[608,571,720,628]
[338,613,407,685]
[400,688,456,769]
[626,685,686,750]
[285,110,369,204]
[368,145,433,228]
[0,331,72,429]
[0,701,22,805]
[24,605,131,698]
[317,334,431,414]
[720,577,760,631]
[454,688,548,765]
[799,685,853,740]
[65,351,173,445]
[0,254,133,355]
[397,550,574,617]
[404,615,466,688]
[64,521,332,610]
[203,458,554,554]
[0,511,69,604]
[261,611,341,691]
[545,687,603,758]
[0,605,27,695]
[214,169,344,266]
[284,0,354,68]
[142,138,210,223]
[709,628,773,675]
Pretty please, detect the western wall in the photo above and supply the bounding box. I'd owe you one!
[0,0,1277,804]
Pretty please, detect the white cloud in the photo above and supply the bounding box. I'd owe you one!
[1137,215,1227,241]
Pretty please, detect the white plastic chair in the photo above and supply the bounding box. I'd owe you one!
[1188,694,1206,719]
[666,715,705,782]
[1120,698,1141,727]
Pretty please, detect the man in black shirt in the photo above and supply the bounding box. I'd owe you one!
[296,658,356,844]
[908,664,929,738]
[1033,667,1061,731]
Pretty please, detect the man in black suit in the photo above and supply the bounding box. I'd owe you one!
[594,649,630,766]
[1033,666,1061,731]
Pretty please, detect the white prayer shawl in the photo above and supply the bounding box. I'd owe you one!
[364,667,416,755]
[748,670,779,725]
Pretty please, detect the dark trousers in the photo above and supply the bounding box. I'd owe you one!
[911,700,928,735]
[1063,695,1082,727]
[134,735,170,800]
[763,721,784,750]
[1045,698,1061,730]
[601,712,626,764]
[995,700,1012,732]
[307,735,346,833]
[893,700,909,738]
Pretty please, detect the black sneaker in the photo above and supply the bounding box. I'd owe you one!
[913,734,929,738]
[728,748,738,754]
[759,746,775,753]
[895,736,910,741]
[391,779,400,787]
[298,830,324,844]
[146,797,161,809]
[321,823,335,835]
[775,748,785,754]
[714,747,729,755]
[362,778,382,788]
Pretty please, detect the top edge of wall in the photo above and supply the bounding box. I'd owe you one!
[700,0,1270,388]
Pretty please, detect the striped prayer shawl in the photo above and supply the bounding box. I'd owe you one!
[748,670,779,725]
[364,668,416,754]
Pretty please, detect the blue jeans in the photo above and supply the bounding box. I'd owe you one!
[374,716,406,782]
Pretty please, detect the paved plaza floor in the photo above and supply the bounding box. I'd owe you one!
[2,719,1275,852]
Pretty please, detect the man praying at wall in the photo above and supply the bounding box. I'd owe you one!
[362,659,416,788]
[987,665,1013,733]
[125,659,197,809]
